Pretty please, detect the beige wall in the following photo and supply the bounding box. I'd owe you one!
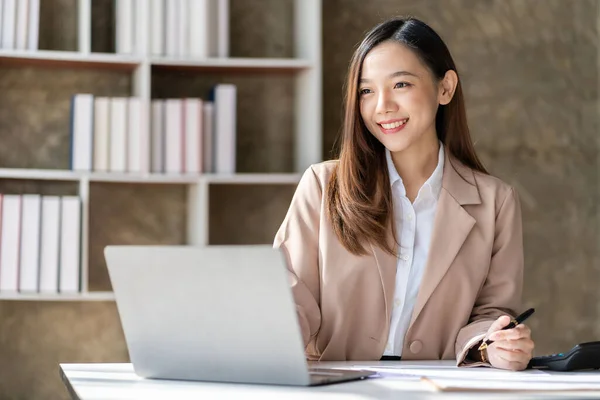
[0,0,597,398]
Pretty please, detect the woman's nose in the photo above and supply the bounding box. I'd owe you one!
[375,91,399,114]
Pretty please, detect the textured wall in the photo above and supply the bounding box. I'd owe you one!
[0,0,598,398]
[323,0,600,356]
[0,302,128,398]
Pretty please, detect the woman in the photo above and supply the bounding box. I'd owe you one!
[274,16,534,370]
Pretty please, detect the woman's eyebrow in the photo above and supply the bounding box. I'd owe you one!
[360,70,419,83]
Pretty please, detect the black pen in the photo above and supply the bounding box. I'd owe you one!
[478,308,535,351]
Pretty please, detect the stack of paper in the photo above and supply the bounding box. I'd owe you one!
[340,363,600,393]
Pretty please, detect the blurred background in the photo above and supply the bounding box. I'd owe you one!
[0,0,598,398]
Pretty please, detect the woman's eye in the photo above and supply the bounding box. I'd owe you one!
[359,88,372,95]
[395,82,411,89]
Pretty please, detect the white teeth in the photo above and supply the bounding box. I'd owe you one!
[381,119,407,129]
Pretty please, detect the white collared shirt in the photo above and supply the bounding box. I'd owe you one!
[383,144,445,356]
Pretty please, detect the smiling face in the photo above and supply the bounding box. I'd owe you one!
[358,40,447,154]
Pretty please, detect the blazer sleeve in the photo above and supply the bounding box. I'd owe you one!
[273,166,323,348]
[455,187,524,366]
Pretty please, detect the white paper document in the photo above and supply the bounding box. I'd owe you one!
[422,377,600,392]
[343,364,600,392]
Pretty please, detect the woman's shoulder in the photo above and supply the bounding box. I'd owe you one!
[471,168,518,208]
[301,160,339,191]
[448,152,516,203]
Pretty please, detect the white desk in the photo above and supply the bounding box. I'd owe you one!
[59,361,600,400]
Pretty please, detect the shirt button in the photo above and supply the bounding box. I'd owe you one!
[386,344,392,352]
[394,299,401,307]
[402,255,409,261]
[410,340,423,354]
[407,214,413,221]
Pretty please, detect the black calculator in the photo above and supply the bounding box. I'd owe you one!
[528,341,600,371]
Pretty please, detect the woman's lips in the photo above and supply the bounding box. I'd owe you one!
[378,118,408,134]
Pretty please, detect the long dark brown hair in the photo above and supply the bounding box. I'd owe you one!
[327,16,488,256]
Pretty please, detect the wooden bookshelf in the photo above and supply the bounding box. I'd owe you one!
[0,0,321,301]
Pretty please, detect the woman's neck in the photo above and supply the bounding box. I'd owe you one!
[390,139,440,190]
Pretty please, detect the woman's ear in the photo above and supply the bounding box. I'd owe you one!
[438,70,458,105]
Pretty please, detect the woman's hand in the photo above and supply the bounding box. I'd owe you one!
[485,315,535,371]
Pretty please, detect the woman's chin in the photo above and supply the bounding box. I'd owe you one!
[379,137,415,154]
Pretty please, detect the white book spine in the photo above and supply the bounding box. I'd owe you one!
[59,197,81,293]
[165,0,179,57]
[15,0,29,50]
[27,0,39,50]
[202,102,214,173]
[0,0,4,46]
[164,99,183,173]
[116,0,134,54]
[19,194,41,292]
[93,97,111,172]
[151,100,165,173]
[150,0,164,56]
[188,0,209,59]
[39,196,60,293]
[0,195,21,292]
[214,84,236,174]
[109,97,128,172]
[207,0,218,57]
[71,94,94,171]
[2,0,16,50]
[178,0,189,58]
[184,98,202,173]
[135,0,148,55]
[139,100,150,174]
[217,0,229,58]
[127,97,142,173]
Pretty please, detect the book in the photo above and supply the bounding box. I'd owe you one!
[15,0,29,50]
[151,100,165,173]
[70,94,94,171]
[135,0,148,55]
[216,0,229,57]
[59,197,81,293]
[189,0,209,59]
[127,97,143,173]
[202,101,214,173]
[212,84,237,174]
[109,97,128,172]
[115,0,134,54]
[206,0,229,57]
[178,0,189,58]
[150,0,164,56]
[39,196,60,293]
[93,97,110,172]
[0,0,4,46]
[19,194,41,292]
[165,0,179,57]
[2,0,16,50]
[0,195,21,292]
[27,0,39,50]
[164,99,183,173]
[184,98,202,174]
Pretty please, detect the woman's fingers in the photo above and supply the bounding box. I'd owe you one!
[488,324,531,341]
[488,345,531,371]
[493,337,535,353]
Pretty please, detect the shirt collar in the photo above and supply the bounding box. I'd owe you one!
[385,143,445,199]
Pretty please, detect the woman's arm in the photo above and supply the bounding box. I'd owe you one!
[455,187,525,366]
[273,166,323,348]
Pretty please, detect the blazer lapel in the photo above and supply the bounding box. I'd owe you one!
[409,151,481,328]
[370,230,397,331]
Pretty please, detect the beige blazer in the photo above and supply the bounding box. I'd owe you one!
[273,149,524,364]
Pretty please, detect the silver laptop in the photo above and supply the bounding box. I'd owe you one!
[104,245,375,386]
